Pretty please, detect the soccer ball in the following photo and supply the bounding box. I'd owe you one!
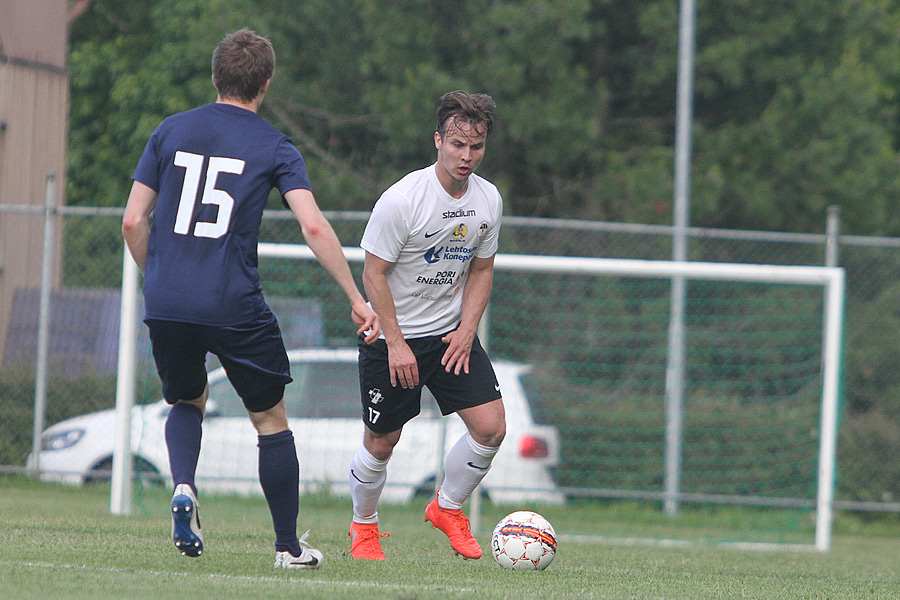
[490,510,557,570]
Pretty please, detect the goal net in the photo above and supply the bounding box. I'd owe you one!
[486,254,843,552]
[113,245,843,552]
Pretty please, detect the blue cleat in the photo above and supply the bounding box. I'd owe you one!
[171,483,203,557]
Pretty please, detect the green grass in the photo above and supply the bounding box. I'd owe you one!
[3,476,900,599]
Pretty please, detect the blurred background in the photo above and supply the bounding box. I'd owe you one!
[3,0,900,547]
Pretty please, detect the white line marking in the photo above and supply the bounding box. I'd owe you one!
[2,561,477,592]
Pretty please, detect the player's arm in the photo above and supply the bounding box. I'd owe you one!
[362,251,419,389]
[121,180,158,272]
[441,254,495,375]
[283,188,380,343]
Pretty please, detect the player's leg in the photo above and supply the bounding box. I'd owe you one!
[440,398,506,507]
[247,398,298,555]
[215,312,320,569]
[423,399,505,560]
[146,319,209,558]
[349,336,421,560]
[247,398,321,569]
[347,428,399,560]
[167,390,208,558]
[425,335,505,559]
[351,429,397,522]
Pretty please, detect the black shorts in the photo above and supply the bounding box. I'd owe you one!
[357,332,501,433]
[146,311,292,413]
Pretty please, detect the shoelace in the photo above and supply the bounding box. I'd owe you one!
[298,530,314,550]
[348,527,390,552]
[443,510,472,537]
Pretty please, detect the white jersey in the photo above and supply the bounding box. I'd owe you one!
[361,164,502,338]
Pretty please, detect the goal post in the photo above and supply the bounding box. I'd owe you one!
[488,254,843,552]
[113,244,844,551]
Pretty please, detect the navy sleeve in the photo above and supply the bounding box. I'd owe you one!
[132,128,162,191]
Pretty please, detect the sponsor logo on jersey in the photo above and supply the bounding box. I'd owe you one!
[424,229,442,238]
[416,270,457,285]
[442,246,474,262]
[442,208,476,219]
[424,246,443,264]
[423,244,475,265]
[452,224,467,240]
[410,291,454,301]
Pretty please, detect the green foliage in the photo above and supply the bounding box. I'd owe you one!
[67,0,900,234]
[61,217,125,287]
[690,0,900,234]
[0,367,118,465]
[61,0,900,509]
[505,278,825,499]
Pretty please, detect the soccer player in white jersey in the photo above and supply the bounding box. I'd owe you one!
[348,91,504,560]
[123,29,379,569]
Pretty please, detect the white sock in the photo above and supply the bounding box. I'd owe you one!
[349,444,389,523]
[439,432,499,509]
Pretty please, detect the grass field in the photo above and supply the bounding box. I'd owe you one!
[3,476,900,599]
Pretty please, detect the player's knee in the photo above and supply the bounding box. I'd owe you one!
[364,429,399,461]
[484,428,506,448]
[470,423,505,448]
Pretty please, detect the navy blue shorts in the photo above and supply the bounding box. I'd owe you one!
[146,311,291,413]
[357,332,501,433]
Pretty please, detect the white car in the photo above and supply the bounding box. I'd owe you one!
[32,348,564,504]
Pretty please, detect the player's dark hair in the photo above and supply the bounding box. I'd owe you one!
[435,90,496,138]
[212,29,275,103]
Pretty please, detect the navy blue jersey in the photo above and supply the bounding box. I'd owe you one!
[133,103,310,326]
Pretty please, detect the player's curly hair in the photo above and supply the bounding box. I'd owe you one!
[436,90,496,138]
[212,29,275,103]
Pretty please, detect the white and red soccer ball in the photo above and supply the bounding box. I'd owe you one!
[490,510,557,570]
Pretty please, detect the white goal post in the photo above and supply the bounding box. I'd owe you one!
[112,243,844,552]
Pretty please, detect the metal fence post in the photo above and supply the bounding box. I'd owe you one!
[825,206,840,268]
[110,244,139,515]
[27,173,57,475]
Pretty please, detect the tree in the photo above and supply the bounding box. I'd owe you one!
[67,0,900,235]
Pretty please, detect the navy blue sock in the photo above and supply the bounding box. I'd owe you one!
[165,403,203,494]
[258,430,301,555]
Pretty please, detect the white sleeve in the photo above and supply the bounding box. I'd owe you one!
[475,189,502,258]
[360,189,409,263]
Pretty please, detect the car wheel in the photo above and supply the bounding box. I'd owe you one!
[86,456,163,487]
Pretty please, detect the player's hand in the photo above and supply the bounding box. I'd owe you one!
[351,302,381,344]
[387,340,418,389]
[440,329,475,376]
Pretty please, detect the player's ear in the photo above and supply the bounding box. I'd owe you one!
[260,78,271,95]
[434,131,442,150]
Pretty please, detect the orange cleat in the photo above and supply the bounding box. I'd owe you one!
[347,521,390,560]
[424,493,482,559]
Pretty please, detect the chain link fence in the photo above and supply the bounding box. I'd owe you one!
[1,202,897,520]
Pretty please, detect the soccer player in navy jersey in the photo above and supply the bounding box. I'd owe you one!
[347,91,504,561]
[122,28,379,569]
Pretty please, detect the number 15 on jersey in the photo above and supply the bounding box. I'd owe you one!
[173,151,245,239]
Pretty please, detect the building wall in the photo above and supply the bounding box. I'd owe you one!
[0,0,68,364]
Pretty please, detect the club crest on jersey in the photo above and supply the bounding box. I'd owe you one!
[424,246,443,264]
[478,221,489,237]
[452,224,468,240]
